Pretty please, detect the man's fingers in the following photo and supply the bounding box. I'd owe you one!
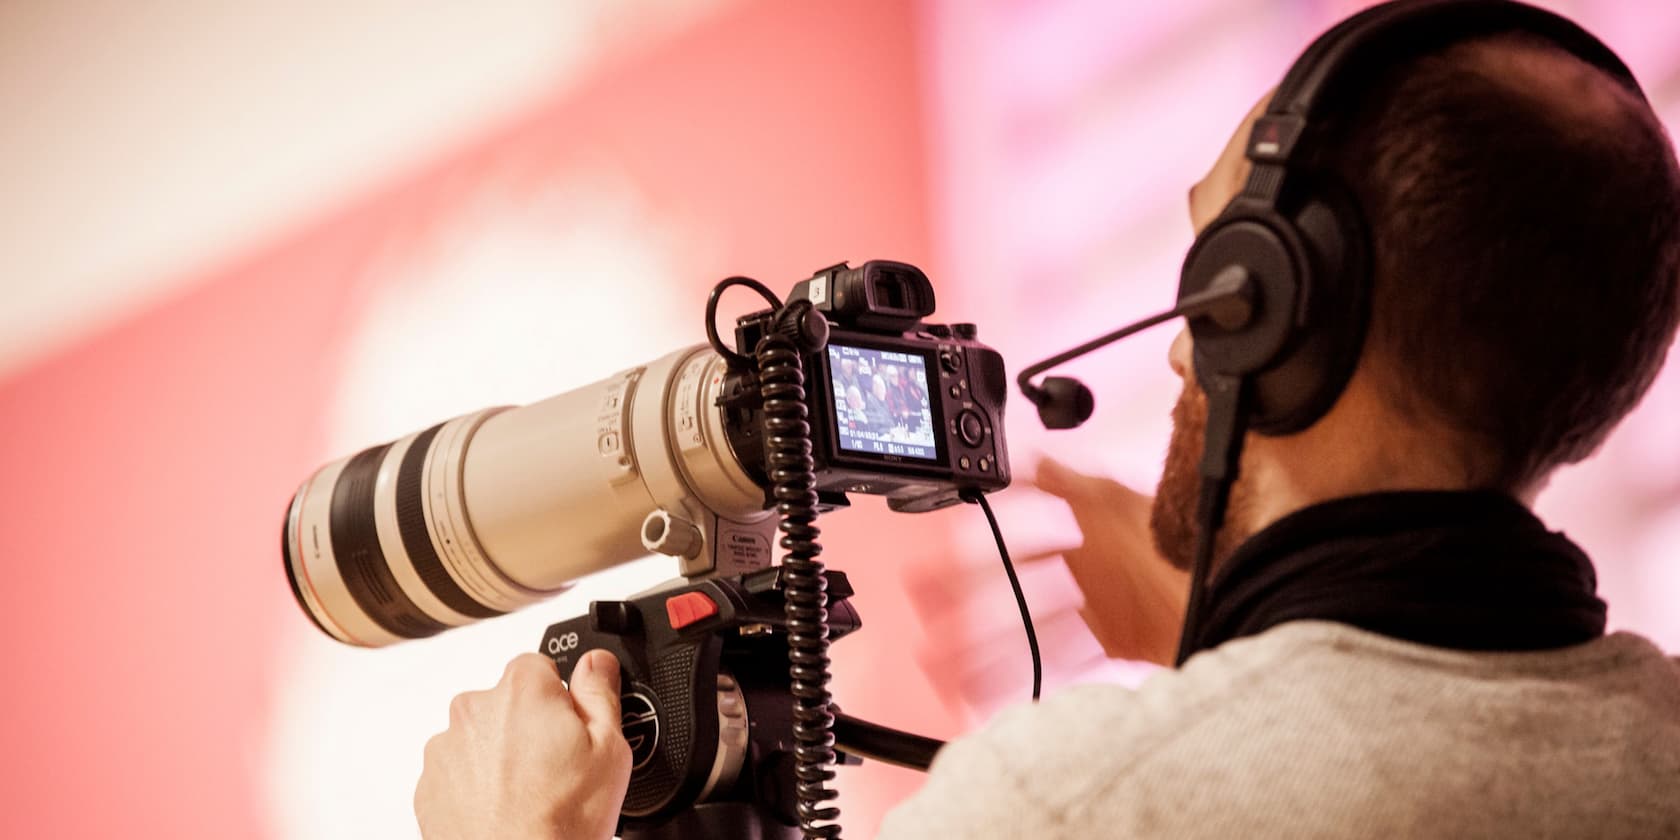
[1034,456,1128,500]
[502,652,564,687]
[570,649,624,744]
[1034,456,1157,522]
[1031,456,1088,498]
[1018,546,1082,564]
[448,690,482,727]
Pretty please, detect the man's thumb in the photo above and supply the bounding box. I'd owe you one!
[571,649,623,737]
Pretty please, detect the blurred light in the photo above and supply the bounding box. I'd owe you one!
[264,163,712,840]
[0,0,731,382]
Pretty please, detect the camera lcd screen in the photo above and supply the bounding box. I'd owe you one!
[827,343,939,462]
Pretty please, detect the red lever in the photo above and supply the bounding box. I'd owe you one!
[665,591,719,629]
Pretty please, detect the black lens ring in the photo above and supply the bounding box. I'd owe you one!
[281,501,335,640]
[330,444,450,640]
[396,424,505,620]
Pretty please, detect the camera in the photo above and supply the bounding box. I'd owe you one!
[719,260,1010,514]
[281,259,1010,838]
[281,260,1010,648]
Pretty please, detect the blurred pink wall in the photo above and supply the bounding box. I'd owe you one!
[3,1,1678,837]
[0,1,945,835]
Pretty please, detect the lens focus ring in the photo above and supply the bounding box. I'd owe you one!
[328,444,450,641]
[396,423,505,620]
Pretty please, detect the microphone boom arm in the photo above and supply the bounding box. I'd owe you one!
[1016,267,1254,429]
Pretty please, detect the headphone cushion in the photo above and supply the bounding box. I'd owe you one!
[1248,185,1370,435]
[1180,208,1300,378]
[1177,184,1369,436]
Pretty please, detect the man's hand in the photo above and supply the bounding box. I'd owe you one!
[1033,458,1191,667]
[415,650,632,840]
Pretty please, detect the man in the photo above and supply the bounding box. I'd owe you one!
[844,383,869,425]
[864,373,894,432]
[836,356,862,399]
[883,364,926,430]
[413,16,1680,840]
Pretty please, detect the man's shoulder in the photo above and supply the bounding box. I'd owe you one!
[927,623,1332,805]
[879,624,1331,838]
[884,622,1680,838]
[967,643,1285,762]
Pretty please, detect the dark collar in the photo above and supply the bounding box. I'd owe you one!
[1180,490,1607,660]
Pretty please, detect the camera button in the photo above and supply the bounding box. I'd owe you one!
[959,456,972,470]
[958,410,986,447]
[978,457,991,473]
[591,601,642,635]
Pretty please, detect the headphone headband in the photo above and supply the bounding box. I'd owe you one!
[1253,0,1647,171]
[1188,0,1651,435]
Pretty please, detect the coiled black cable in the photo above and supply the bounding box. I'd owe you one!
[756,316,841,839]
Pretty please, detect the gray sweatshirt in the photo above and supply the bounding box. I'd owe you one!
[879,621,1680,838]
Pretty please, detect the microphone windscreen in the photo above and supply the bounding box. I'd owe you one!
[1036,376,1095,429]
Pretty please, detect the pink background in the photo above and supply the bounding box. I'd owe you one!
[2,1,1676,837]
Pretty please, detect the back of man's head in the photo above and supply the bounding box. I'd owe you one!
[1311,32,1680,492]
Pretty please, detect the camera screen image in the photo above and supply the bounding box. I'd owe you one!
[827,343,938,462]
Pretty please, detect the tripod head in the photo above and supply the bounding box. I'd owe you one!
[543,568,859,837]
[542,568,942,839]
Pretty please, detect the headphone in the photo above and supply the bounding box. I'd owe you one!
[1018,0,1649,665]
[1178,0,1647,436]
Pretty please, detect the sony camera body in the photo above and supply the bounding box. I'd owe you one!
[724,260,1010,513]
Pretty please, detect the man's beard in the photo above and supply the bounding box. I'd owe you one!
[1150,383,1254,571]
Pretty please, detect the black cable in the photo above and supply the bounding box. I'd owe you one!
[1173,476,1230,666]
[964,489,1041,702]
[707,276,783,369]
[756,317,841,840]
[1173,372,1248,667]
[832,713,944,772]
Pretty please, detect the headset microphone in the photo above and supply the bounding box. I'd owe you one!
[1017,267,1255,430]
[1027,376,1095,430]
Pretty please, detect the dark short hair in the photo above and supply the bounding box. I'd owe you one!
[1310,32,1680,489]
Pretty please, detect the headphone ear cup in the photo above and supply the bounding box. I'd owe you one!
[1245,182,1370,435]
[1178,205,1303,388]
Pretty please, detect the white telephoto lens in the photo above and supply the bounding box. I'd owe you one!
[282,345,772,646]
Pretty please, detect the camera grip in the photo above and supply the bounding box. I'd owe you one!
[540,597,722,821]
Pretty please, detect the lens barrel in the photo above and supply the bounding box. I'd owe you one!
[282,346,771,646]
